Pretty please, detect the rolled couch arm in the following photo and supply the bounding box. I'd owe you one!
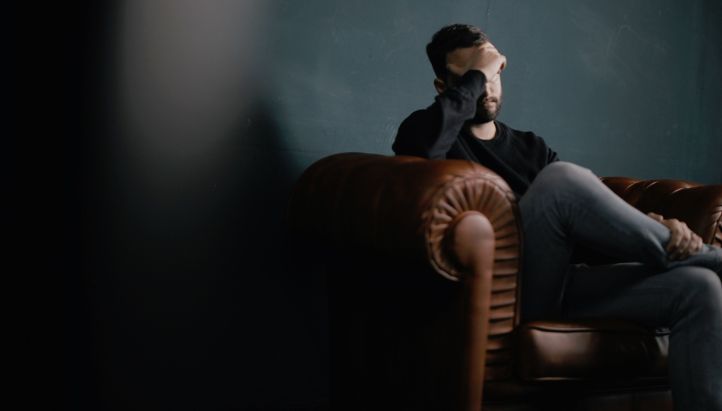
[288,153,523,410]
[288,152,521,282]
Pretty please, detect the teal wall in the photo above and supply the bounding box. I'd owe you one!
[265,0,721,182]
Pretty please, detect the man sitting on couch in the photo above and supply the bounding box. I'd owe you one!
[392,23,722,411]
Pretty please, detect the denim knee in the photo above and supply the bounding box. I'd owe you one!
[536,161,592,184]
[674,267,722,316]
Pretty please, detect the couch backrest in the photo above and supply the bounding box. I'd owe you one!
[602,177,722,247]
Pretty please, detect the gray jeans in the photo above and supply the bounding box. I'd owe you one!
[518,161,722,411]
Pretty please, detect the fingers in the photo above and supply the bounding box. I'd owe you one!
[678,236,700,259]
[476,43,506,74]
[647,212,663,222]
[652,213,692,259]
[665,219,683,258]
[688,232,704,254]
[643,213,704,261]
[671,228,692,260]
[478,42,498,52]
[664,219,703,260]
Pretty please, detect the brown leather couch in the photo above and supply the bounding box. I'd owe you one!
[287,153,722,411]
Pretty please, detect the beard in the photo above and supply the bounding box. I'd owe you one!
[471,96,502,124]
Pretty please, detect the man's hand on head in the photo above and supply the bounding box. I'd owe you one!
[471,43,507,81]
[647,212,704,260]
[446,42,507,82]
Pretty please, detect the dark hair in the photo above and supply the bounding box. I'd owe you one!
[426,24,489,80]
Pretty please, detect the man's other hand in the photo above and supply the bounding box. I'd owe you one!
[647,212,704,260]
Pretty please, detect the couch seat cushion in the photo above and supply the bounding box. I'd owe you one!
[516,320,669,383]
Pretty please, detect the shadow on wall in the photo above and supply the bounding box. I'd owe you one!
[70,82,329,411]
[62,1,330,410]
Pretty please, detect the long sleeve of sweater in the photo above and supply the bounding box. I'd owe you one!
[392,70,487,159]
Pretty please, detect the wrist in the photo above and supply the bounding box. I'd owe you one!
[460,69,487,89]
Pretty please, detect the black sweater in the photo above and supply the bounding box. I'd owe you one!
[392,70,558,197]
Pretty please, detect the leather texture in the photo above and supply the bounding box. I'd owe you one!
[289,153,520,280]
[289,153,522,388]
[288,153,722,410]
[517,320,668,382]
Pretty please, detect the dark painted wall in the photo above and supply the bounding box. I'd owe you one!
[266,0,721,182]
[48,0,721,410]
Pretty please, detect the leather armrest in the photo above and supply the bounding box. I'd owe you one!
[288,153,524,408]
[602,177,722,246]
[288,152,521,281]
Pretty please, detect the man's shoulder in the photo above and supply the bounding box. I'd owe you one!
[395,105,438,141]
[400,106,436,126]
[392,106,438,156]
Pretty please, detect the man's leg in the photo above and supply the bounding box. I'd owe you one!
[562,263,722,411]
[518,161,722,320]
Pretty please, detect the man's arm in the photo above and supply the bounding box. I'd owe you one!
[392,71,487,159]
[393,43,507,159]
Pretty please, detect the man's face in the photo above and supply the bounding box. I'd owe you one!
[444,44,503,124]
